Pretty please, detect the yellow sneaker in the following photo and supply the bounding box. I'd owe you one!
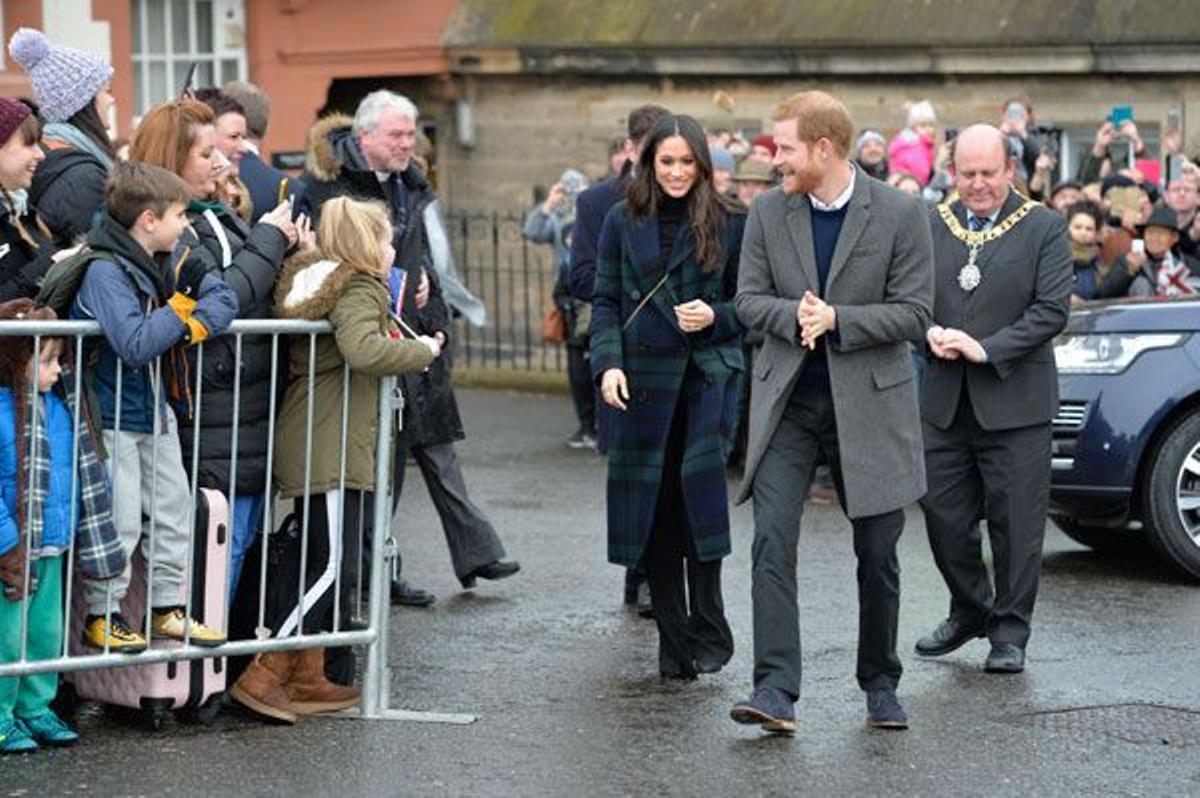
[151,609,226,648]
[83,614,148,654]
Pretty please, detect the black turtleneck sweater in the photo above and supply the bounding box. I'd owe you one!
[658,195,688,263]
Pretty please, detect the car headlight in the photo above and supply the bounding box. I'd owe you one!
[1054,333,1186,375]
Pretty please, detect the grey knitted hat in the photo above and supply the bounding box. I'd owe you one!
[8,28,113,123]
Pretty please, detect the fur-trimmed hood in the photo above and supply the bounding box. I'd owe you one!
[304,114,358,183]
[274,248,359,321]
[303,113,433,194]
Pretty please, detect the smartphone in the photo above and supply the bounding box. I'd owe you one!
[1167,153,1185,183]
[178,62,199,98]
[1131,239,1146,255]
[944,126,959,143]
[1005,103,1025,123]
[1109,105,1134,127]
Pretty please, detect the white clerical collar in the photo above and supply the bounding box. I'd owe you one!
[808,162,856,212]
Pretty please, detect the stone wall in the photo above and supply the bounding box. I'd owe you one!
[426,72,1200,213]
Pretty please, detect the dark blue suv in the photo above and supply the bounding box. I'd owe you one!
[1050,295,1200,581]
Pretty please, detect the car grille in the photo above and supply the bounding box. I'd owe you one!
[1051,401,1088,470]
[1053,401,1088,431]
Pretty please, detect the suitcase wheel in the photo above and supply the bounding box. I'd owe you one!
[177,693,224,726]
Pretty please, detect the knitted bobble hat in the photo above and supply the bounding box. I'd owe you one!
[8,27,113,123]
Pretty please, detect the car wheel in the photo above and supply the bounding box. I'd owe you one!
[1144,411,1200,582]
[1050,515,1143,552]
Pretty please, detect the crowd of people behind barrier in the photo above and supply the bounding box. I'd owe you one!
[0,27,521,751]
[1,22,1197,753]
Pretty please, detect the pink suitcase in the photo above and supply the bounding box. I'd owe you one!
[68,488,229,728]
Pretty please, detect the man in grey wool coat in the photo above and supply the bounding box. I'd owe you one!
[729,90,934,734]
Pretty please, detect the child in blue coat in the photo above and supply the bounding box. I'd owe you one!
[0,299,125,753]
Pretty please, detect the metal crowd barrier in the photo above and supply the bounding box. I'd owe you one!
[0,318,473,723]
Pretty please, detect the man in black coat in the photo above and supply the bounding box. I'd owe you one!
[222,82,306,224]
[917,124,1072,674]
[302,90,518,608]
[568,103,669,614]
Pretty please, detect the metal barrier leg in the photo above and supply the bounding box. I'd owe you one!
[349,376,476,725]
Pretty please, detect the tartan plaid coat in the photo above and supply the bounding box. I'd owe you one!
[590,201,745,566]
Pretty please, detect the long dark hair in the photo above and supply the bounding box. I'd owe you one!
[67,100,117,161]
[627,114,738,271]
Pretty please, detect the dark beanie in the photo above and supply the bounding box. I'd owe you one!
[0,97,31,147]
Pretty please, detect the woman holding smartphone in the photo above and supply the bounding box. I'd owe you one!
[591,114,745,679]
[130,98,306,600]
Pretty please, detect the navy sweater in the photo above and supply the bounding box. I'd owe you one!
[792,202,848,395]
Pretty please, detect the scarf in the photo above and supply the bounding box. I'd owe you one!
[1155,251,1198,297]
[3,189,29,217]
[21,360,124,578]
[42,122,115,170]
[22,392,51,556]
[1070,242,1099,264]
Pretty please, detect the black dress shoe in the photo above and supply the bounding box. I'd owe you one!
[659,656,698,680]
[390,580,436,607]
[914,617,986,657]
[460,560,521,589]
[984,643,1025,673]
[635,582,654,619]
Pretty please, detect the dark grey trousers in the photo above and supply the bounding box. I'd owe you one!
[920,391,1052,648]
[361,435,508,585]
[393,439,507,581]
[751,388,904,697]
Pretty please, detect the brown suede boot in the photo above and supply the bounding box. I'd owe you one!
[229,651,298,724]
[285,647,361,714]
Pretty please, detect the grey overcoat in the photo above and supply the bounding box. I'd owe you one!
[734,174,934,517]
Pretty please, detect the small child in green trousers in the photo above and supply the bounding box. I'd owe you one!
[0,299,125,753]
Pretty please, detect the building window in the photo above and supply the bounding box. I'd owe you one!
[130,0,246,115]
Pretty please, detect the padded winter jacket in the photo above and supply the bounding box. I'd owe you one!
[72,216,238,434]
[0,202,57,302]
[177,200,289,495]
[0,389,75,557]
[29,146,107,245]
[272,250,435,498]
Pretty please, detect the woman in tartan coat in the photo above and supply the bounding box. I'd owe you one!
[591,115,745,679]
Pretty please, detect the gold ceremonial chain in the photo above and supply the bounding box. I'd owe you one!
[936,198,1039,291]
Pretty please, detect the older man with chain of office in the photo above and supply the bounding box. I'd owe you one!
[916,124,1071,675]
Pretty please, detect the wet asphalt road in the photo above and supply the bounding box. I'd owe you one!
[5,388,1200,796]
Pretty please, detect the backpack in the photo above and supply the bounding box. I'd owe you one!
[36,246,109,318]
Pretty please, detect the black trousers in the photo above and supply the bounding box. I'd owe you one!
[272,488,366,637]
[567,342,596,433]
[750,388,904,697]
[920,390,1052,647]
[645,379,734,675]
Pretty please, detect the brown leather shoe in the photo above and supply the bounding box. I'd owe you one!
[229,651,298,724]
[285,647,361,714]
